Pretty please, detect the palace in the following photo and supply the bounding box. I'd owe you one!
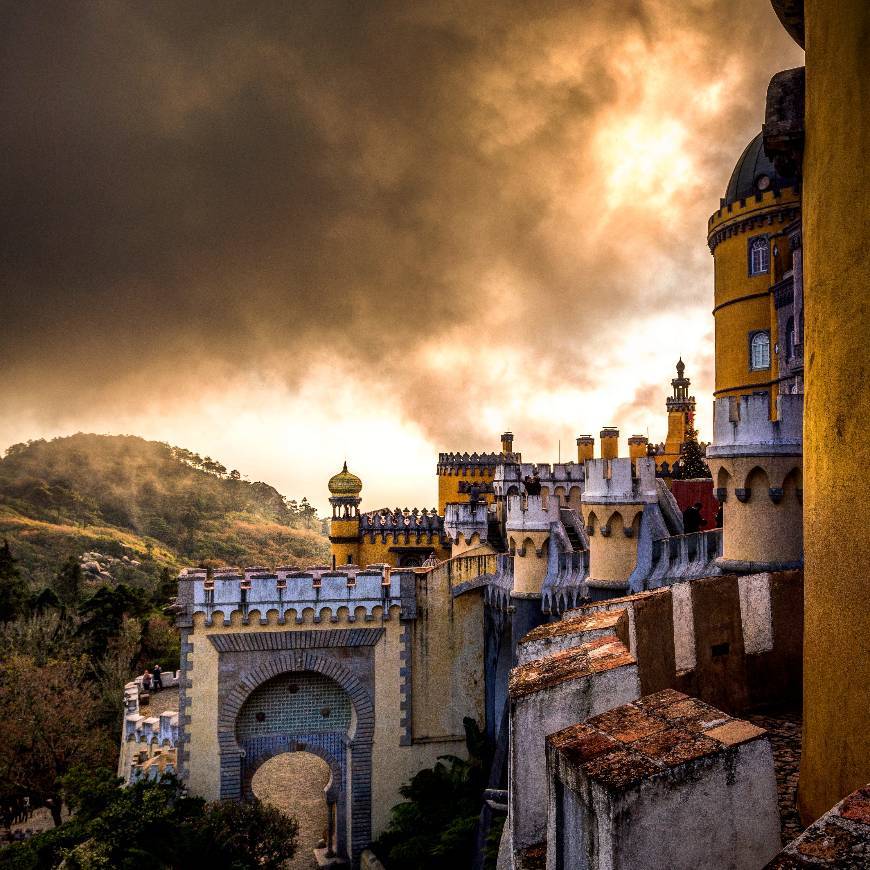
[135,4,868,868]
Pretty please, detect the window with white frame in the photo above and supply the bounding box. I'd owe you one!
[750,331,771,370]
[749,236,769,275]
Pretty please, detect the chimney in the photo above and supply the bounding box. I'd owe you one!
[600,427,619,460]
[628,435,649,460]
[501,431,514,455]
[576,435,595,464]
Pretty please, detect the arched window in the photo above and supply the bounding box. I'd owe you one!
[785,317,795,360]
[750,332,771,370]
[749,236,769,275]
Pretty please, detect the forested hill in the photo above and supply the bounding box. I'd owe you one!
[0,434,329,589]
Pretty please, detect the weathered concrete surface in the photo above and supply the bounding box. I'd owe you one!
[766,783,870,868]
[516,610,629,666]
[508,636,640,855]
[546,690,781,870]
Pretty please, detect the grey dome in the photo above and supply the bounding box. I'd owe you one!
[724,132,797,206]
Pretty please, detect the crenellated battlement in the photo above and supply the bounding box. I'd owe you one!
[443,501,490,544]
[707,393,802,457]
[582,457,658,505]
[707,183,801,238]
[493,462,584,496]
[437,451,520,473]
[359,507,443,532]
[505,494,560,532]
[178,565,412,626]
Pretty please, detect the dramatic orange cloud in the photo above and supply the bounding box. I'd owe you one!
[0,1,803,510]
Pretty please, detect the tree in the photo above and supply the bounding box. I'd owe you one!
[1,773,298,869]
[194,797,299,869]
[77,584,150,658]
[55,556,83,607]
[675,421,711,480]
[0,655,115,826]
[0,540,28,623]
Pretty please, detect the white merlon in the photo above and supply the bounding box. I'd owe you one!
[505,494,560,532]
[738,573,775,655]
[444,501,490,543]
[671,582,697,672]
[707,393,802,457]
[582,457,658,505]
[184,566,406,624]
[494,462,585,496]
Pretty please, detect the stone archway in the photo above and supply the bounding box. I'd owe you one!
[251,752,333,870]
[218,652,374,866]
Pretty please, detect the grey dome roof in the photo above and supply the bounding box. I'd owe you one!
[724,132,797,206]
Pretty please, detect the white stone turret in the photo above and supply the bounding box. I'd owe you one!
[707,393,802,457]
[506,494,559,595]
[444,501,490,554]
[582,457,658,505]
[581,458,658,593]
[707,393,803,572]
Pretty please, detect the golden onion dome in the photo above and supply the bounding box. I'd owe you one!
[328,461,363,497]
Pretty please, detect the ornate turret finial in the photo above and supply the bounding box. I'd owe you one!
[328,461,363,497]
[676,357,685,377]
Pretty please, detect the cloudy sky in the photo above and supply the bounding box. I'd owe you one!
[0,1,802,512]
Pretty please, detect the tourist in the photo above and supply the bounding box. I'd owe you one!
[152,663,163,692]
[523,473,542,496]
[142,669,152,693]
[682,501,705,534]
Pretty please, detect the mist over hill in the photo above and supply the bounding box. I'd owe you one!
[0,433,329,589]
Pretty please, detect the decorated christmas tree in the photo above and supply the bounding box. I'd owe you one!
[676,415,711,479]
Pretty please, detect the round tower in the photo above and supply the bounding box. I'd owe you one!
[327,462,363,568]
[581,457,659,598]
[708,133,801,407]
[707,393,802,571]
[505,494,552,597]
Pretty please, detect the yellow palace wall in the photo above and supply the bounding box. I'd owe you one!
[330,521,451,568]
[437,466,496,515]
[798,0,870,823]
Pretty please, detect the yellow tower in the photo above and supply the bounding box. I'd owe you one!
[327,462,363,568]
[708,134,801,409]
[436,433,520,515]
[655,358,695,472]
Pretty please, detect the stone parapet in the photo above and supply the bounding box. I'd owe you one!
[545,690,781,870]
[505,494,559,532]
[443,501,490,546]
[437,451,520,472]
[494,462,584,497]
[767,783,870,867]
[707,393,802,457]
[359,507,443,533]
[582,458,658,506]
[508,636,640,854]
[181,566,409,625]
[642,529,723,589]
